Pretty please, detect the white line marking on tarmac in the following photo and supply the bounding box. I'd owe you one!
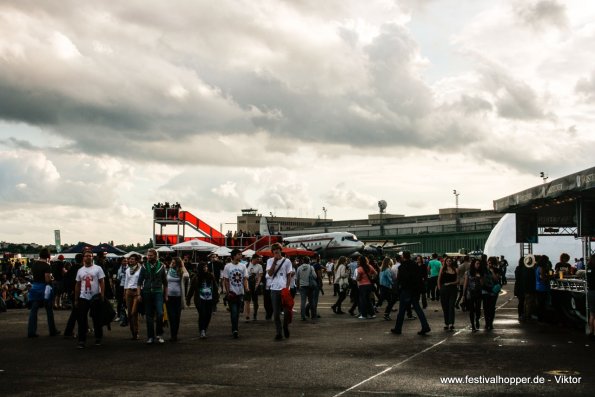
[332,298,514,397]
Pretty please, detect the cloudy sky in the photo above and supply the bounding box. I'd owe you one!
[1,0,594,245]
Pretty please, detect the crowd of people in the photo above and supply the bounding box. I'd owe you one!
[5,245,595,347]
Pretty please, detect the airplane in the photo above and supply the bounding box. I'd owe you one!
[259,216,365,258]
[283,232,365,258]
[363,240,421,256]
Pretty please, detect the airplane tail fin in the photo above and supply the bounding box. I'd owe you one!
[259,216,271,236]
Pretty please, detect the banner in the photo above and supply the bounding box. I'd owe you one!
[54,229,62,253]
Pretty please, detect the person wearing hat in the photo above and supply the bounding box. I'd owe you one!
[222,249,249,339]
[522,254,537,320]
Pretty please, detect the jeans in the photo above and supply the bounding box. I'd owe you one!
[428,277,439,300]
[271,290,290,337]
[440,285,458,325]
[311,285,320,317]
[197,299,213,332]
[143,291,164,339]
[467,296,482,328]
[28,299,58,337]
[333,288,347,311]
[263,289,273,320]
[166,296,182,339]
[78,298,102,343]
[393,290,430,333]
[125,290,139,337]
[482,294,498,327]
[64,305,79,336]
[299,286,313,319]
[228,296,242,333]
[358,284,374,317]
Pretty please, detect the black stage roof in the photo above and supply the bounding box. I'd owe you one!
[493,166,595,234]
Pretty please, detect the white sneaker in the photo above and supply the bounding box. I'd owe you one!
[146,338,154,344]
[157,335,165,344]
[200,330,206,339]
[358,315,365,319]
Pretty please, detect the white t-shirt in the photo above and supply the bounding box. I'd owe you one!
[223,262,248,295]
[266,257,293,291]
[247,263,263,279]
[76,264,105,301]
[391,262,400,282]
[124,266,141,289]
[326,262,334,274]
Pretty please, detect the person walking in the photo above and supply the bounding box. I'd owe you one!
[296,256,316,321]
[165,257,189,342]
[63,253,83,338]
[187,262,216,338]
[481,257,501,330]
[331,256,349,314]
[266,243,293,340]
[377,257,395,321]
[438,257,458,331]
[74,249,105,348]
[391,251,431,336]
[124,254,141,340]
[455,255,470,310]
[427,253,442,301]
[463,259,483,332]
[356,255,377,319]
[115,257,128,325]
[223,249,249,339]
[137,249,168,344]
[245,254,263,321]
[27,248,60,338]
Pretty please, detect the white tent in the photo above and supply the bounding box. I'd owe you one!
[124,251,143,258]
[212,246,232,256]
[171,239,218,251]
[242,249,256,257]
[156,246,174,253]
[484,213,583,278]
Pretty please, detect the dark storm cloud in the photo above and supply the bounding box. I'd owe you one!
[0,1,484,164]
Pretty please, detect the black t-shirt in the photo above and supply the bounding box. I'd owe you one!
[30,260,50,283]
[398,260,423,293]
[51,261,65,281]
[554,262,571,273]
[587,267,595,291]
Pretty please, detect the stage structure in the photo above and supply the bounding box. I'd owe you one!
[493,166,595,331]
[152,203,280,251]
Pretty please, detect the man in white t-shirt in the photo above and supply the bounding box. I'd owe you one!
[266,243,294,340]
[223,249,248,339]
[75,249,105,349]
[245,254,263,321]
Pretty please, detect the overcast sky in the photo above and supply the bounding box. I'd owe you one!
[1,0,594,245]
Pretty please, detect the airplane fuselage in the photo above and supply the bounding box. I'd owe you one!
[283,232,364,258]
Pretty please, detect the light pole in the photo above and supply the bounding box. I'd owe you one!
[453,190,460,232]
[322,206,328,233]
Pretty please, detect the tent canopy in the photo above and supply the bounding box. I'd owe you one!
[156,246,174,253]
[212,246,232,256]
[171,239,218,251]
[63,242,94,254]
[93,243,127,255]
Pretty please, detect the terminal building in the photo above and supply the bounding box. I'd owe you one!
[236,207,504,254]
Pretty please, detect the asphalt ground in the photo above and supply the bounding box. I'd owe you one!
[1,282,593,397]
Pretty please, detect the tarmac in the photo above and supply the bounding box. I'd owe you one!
[1,282,593,397]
